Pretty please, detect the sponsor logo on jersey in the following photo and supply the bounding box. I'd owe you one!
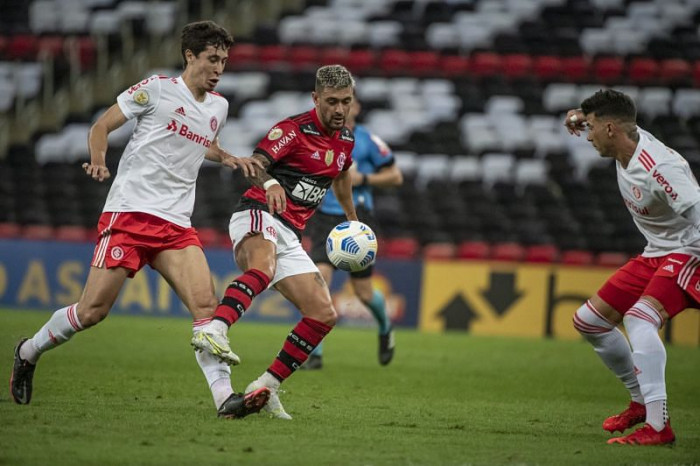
[210,116,218,132]
[165,120,212,148]
[291,180,327,204]
[623,197,649,215]
[133,90,149,106]
[662,264,675,273]
[337,151,346,170]
[300,123,321,136]
[631,185,642,200]
[127,77,153,95]
[311,151,321,160]
[267,127,283,141]
[325,150,334,166]
[111,246,124,260]
[339,127,354,142]
[271,130,297,154]
[652,169,679,201]
[175,106,186,116]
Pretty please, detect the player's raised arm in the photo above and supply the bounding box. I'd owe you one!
[83,103,128,182]
[332,169,358,221]
[205,138,264,177]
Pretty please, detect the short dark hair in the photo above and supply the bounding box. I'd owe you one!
[180,21,234,68]
[581,89,636,123]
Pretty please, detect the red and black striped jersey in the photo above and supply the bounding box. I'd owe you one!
[237,108,355,234]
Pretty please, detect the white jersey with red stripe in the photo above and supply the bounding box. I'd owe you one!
[617,127,700,257]
[103,75,228,227]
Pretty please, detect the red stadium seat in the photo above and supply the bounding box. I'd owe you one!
[693,61,700,87]
[409,51,441,77]
[55,226,89,242]
[524,244,559,263]
[659,59,692,86]
[7,35,38,60]
[592,56,625,85]
[259,45,287,67]
[491,242,525,262]
[379,49,410,76]
[561,250,594,265]
[22,225,54,241]
[196,227,221,248]
[422,242,456,260]
[533,56,563,81]
[77,37,96,70]
[440,55,469,77]
[37,36,65,59]
[561,56,590,82]
[227,43,260,70]
[456,241,490,260]
[289,46,319,71]
[502,54,533,79]
[345,49,376,74]
[0,222,21,238]
[319,47,350,66]
[382,237,420,259]
[596,252,629,267]
[470,52,502,77]
[627,58,659,85]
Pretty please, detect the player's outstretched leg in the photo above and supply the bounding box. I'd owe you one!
[217,387,271,419]
[607,421,675,446]
[603,401,646,433]
[10,339,36,405]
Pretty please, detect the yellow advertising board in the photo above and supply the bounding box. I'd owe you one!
[420,261,699,346]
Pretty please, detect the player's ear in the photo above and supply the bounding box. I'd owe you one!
[311,91,319,106]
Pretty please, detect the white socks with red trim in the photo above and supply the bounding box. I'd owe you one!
[573,301,643,404]
[623,299,668,431]
[20,304,84,364]
[193,318,233,409]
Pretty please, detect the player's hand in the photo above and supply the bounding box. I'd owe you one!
[222,155,264,177]
[82,163,111,182]
[564,109,586,136]
[266,184,286,214]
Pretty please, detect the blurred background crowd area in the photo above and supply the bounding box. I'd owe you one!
[1,0,700,265]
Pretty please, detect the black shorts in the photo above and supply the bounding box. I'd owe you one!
[306,207,378,278]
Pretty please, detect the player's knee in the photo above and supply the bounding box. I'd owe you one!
[308,298,337,327]
[572,300,616,336]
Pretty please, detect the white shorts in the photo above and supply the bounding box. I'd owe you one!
[229,209,319,286]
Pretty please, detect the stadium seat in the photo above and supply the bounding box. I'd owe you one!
[524,244,559,263]
[659,59,692,86]
[532,56,563,81]
[596,251,629,267]
[22,224,54,241]
[288,46,319,71]
[456,240,490,260]
[0,222,21,238]
[227,43,259,70]
[561,249,595,265]
[422,242,456,260]
[502,54,532,79]
[470,52,502,77]
[561,56,590,82]
[345,49,376,74]
[627,57,659,85]
[408,50,441,77]
[382,237,420,259]
[379,49,410,76]
[491,242,525,262]
[592,56,625,85]
[440,55,469,77]
[6,35,38,60]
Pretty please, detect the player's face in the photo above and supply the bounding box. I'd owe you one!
[585,113,613,158]
[186,45,228,92]
[312,86,354,132]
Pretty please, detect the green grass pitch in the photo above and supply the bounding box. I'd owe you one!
[1,308,698,465]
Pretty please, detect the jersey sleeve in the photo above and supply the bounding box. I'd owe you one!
[368,132,394,169]
[647,161,700,215]
[116,75,162,120]
[254,120,300,163]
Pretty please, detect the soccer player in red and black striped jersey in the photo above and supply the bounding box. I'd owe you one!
[192,65,358,419]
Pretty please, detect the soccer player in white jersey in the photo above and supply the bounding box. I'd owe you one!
[564,89,700,445]
[10,21,270,419]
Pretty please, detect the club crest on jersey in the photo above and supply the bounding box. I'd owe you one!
[110,246,124,260]
[210,116,218,132]
[325,150,334,166]
[337,152,346,170]
[267,127,283,141]
[632,185,643,200]
[133,90,149,106]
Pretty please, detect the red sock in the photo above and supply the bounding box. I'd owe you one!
[268,317,333,381]
[213,269,270,326]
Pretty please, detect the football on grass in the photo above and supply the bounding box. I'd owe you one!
[325,221,378,272]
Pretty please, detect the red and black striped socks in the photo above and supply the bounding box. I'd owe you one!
[213,269,270,326]
[268,317,333,381]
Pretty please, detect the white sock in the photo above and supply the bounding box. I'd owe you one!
[573,301,643,403]
[193,318,233,409]
[260,371,281,389]
[21,304,83,364]
[623,299,667,431]
[208,319,229,334]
